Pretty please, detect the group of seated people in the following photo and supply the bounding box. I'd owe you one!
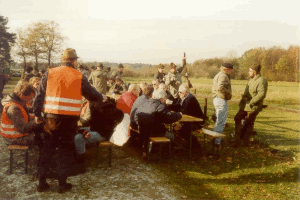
[0,71,204,164]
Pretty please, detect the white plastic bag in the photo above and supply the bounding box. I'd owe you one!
[109,113,130,146]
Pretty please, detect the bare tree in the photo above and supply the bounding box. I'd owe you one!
[13,28,30,70]
[35,20,66,66]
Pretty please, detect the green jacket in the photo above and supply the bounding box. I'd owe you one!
[88,69,108,94]
[239,74,268,112]
[110,70,123,79]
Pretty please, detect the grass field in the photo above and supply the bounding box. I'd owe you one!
[124,76,300,199]
[3,76,300,199]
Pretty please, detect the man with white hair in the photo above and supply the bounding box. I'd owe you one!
[151,79,160,91]
[116,84,140,114]
[171,84,204,149]
[134,89,182,144]
[159,83,175,106]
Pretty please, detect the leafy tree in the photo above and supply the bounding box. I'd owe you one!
[0,16,16,67]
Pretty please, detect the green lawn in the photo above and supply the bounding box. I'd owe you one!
[124,76,300,199]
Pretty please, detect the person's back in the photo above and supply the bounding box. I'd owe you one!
[89,67,108,94]
[136,98,181,137]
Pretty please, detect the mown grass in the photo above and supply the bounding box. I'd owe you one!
[124,77,300,199]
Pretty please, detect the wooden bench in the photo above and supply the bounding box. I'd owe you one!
[147,137,171,161]
[97,141,115,167]
[8,145,29,174]
[194,128,226,153]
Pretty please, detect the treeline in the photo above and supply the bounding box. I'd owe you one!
[122,45,299,82]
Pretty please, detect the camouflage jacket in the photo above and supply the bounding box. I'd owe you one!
[165,72,182,99]
[108,82,127,95]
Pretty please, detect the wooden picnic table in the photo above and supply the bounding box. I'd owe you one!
[171,112,204,158]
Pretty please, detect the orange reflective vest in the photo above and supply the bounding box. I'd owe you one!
[26,102,35,119]
[0,102,29,138]
[44,66,83,116]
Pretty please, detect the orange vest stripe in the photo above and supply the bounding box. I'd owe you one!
[0,102,29,138]
[44,66,83,116]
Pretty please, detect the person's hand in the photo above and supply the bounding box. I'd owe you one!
[166,99,173,105]
[102,95,108,102]
[171,77,175,81]
[85,133,91,139]
[35,116,43,124]
[114,89,118,92]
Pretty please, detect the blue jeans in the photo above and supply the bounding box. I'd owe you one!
[213,97,228,145]
[74,127,105,154]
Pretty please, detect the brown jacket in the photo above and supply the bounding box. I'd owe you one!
[212,71,232,100]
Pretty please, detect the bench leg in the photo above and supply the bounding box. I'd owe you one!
[25,150,28,174]
[159,144,162,161]
[108,146,112,168]
[146,141,150,161]
[189,132,192,159]
[10,150,13,174]
[169,142,171,159]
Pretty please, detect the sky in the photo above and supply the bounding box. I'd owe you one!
[1,0,299,64]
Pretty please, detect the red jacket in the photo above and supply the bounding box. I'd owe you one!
[116,91,138,114]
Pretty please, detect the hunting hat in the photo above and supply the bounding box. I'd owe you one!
[222,63,233,69]
[158,64,165,69]
[250,64,261,73]
[118,64,124,68]
[61,48,79,59]
[97,63,104,68]
[116,77,123,82]
[169,62,177,69]
[106,66,111,71]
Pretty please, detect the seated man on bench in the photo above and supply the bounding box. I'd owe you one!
[75,99,124,155]
[170,83,205,150]
[135,89,182,151]
[0,82,43,146]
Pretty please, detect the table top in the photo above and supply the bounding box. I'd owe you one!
[179,113,203,123]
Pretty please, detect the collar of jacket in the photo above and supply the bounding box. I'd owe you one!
[252,74,261,81]
[60,62,75,68]
[9,92,27,107]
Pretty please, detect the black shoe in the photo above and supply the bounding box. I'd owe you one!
[37,182,50,192]
[58,183,72,193]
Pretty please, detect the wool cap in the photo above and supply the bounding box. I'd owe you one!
[118,64,124,68]
[97,63,104,68]
[222,63,233,69]
[250,65,261,73]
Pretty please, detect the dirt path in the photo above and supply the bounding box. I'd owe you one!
[0,139,181,200]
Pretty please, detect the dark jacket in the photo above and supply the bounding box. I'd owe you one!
[135,98,182,137]
[32,62,103,118]
[154,72,166,83]
[171,93,204,120]
[130,94,149,130]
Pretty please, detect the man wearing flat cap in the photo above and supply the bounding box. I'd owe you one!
[33,48,106,193]
[110,63,124,79]
[233,64,268,146]
[88,62,108,94]
[212,62,233,151]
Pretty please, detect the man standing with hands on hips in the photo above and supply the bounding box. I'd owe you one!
[33,48,106,193]
[212,63,233,152]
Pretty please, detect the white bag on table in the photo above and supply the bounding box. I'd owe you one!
[109,113,130,146]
